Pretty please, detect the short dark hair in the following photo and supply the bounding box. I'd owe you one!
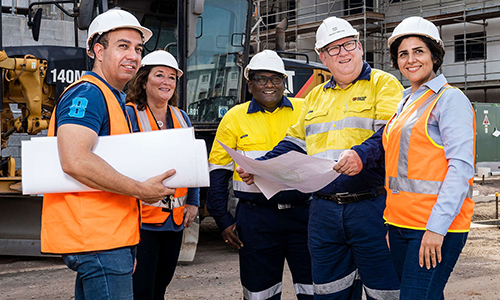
[390,35,445,73]
[89,32,110,57]
[126,65,179,110]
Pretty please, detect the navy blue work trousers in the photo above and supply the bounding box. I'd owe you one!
[236,201,314,300]
[308,195,400,300]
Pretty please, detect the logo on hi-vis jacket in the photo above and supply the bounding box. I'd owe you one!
[352,96,366,101]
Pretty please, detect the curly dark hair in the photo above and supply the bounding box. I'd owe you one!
[126,65,178,110]
[389,35,445,73]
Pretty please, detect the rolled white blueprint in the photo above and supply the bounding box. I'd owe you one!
[22,128,209,195]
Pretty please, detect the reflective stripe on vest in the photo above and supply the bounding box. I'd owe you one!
[305,117,374,136]
[41,75,139,254]
[127,103,188,225]
[311,149,347,161]
[383,86,475,232]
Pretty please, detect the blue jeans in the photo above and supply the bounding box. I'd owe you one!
[63,247,136,300]
[388,226,468,300]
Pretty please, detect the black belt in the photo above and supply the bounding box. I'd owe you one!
[240,200,307,210]
[315,187,386,205]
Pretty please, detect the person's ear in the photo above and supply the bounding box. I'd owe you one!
[93,43,105,62]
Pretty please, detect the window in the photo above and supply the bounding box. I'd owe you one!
[455,32,486,62]
[344,0,373,15]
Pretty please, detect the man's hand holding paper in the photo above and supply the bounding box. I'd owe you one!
[218,141,340,199]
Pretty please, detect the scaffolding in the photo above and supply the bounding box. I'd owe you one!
[251,0,500,102]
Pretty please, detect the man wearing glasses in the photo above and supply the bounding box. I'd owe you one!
[207,50,313,300]
[237,17,403,299]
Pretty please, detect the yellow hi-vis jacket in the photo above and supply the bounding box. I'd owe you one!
[209,97,303,194]
[286,68,402,160]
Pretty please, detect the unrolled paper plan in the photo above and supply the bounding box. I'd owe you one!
[218,141,340,199]
[22,128,209,195]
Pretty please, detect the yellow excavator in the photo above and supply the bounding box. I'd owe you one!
[0,0,330,256]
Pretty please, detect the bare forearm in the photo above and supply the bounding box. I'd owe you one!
[57,124,175,203]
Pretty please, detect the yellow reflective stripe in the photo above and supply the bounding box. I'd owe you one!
[448,228,470,233]
[385,221,427,231]
[243,282,282,300]
[385,222,471,233]
[424,87,452,149]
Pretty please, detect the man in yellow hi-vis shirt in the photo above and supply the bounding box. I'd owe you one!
[238,17,403,299]
[207,50,314,300]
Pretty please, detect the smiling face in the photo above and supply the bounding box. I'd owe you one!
[247,71,285,112]
[319,37,364,89]
[145,66,177,105]
[397,36,437,92]
[93,28,144,91]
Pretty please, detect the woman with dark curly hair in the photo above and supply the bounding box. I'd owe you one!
[125,50,199,300]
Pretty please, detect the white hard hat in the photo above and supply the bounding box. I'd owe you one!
[315,17,359,54]
[87,9,153,58]
[388,16,443,49]
[141,50,183,78]
[244,50,287,80]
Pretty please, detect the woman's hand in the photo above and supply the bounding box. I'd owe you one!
[183,204,198,228]
[419,230,444,269]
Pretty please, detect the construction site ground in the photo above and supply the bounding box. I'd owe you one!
[1,179,500,300]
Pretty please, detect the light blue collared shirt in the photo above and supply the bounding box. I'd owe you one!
[388,74,475,235]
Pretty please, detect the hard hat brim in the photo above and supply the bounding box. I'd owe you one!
[87,25,153,58]
[387,32,444,49]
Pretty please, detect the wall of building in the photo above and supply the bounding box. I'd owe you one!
[1,13,87,47]
[1,11,86,169]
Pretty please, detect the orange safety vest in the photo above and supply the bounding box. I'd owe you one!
[126,103,188,225]
[41,75,140,254]
[382,86,476,232]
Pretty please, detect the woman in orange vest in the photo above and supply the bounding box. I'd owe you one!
[125,50,200,300]
[334,17,475,299]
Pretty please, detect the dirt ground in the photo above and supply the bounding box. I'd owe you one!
[0,181,499,300]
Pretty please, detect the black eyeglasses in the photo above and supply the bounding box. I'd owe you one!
[323,40,358,56]
[253,75,284,86]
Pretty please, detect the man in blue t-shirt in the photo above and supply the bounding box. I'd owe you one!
[42,10,177,300]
